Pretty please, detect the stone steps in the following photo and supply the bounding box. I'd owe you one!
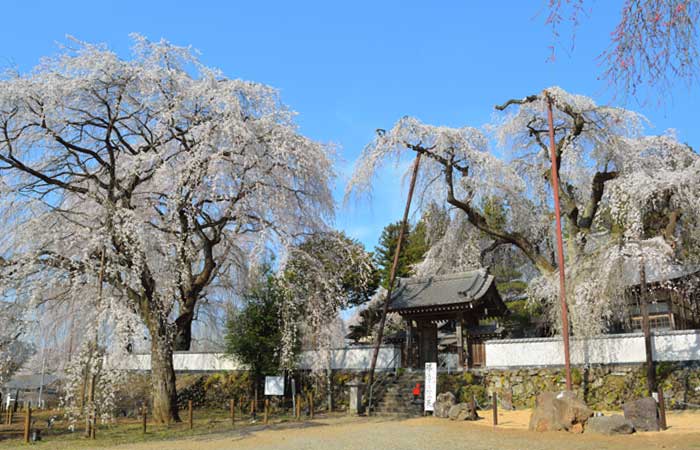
[371,371,426,416]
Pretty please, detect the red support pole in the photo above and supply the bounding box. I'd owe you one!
[546,93,573,391]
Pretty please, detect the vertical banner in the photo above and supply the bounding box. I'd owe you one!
[424,362,437,412]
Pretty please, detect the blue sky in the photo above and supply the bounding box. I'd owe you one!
[2,1,698,252]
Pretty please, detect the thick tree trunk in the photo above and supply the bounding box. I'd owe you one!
[149,325,181,423]
[173,310,194,351]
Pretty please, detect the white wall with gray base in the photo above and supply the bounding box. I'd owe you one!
[485,329,700,368]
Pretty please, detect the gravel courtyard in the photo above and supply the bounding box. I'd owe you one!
[103,411,700,450]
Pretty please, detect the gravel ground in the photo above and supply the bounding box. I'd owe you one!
[104,413,700,450]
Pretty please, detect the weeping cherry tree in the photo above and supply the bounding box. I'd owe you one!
[348,87,700,336]
[0,36,334,422]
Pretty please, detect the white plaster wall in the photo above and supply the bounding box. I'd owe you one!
[109,352,246,371]
[297,346,401,370]
[485,329,700,368]
[116,346,401,372]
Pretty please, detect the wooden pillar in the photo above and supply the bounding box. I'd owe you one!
[405,319,413,368]
[464,317,473,369]
[456,314,465,371]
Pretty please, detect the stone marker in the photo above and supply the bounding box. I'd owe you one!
[623,397,659,432]
[586,415,635,435]
[448,402,479,421]
[529,391,592,432]
[347,379,365,415]
[434,392,456,418]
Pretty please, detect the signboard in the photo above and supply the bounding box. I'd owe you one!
[264,376,284,396]
[424,362,437,412]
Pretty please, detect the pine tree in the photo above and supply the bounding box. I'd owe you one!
[348,221,427,343]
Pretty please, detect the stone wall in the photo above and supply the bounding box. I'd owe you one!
[436,362,700,411]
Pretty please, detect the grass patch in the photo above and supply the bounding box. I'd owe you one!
[0,407,327,449]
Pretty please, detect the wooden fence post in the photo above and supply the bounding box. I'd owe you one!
[309,392,314,419]
[658,386,667,431]
[230,399,235,426]
[188,400,193,430]
[142,404,147,434]
[264,399,269,424]
[492,392,498,426]
[91,409,96,439]
[23,406,31,444]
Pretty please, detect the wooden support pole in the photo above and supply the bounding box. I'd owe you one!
[142,405,147,434]
[492,392,498,426]
[188,400,193,430]
[658,386,667,431]
[546,93,572,391]
[250,399,255,418]
[23,406,31,444]
[296,394,301,420]
[230,399,235,426]
[368,152,422,393]
[264,399,269,424]
[639,255,657,396]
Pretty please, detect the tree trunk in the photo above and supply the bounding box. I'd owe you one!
[149,325,181,423]
[173,310,194,351]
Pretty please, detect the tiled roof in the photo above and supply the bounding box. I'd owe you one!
[388,269,497,312]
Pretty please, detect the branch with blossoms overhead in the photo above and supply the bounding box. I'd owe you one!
[348,87,700,336]
[546,0,700,99]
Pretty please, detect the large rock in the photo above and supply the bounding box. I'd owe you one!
[448,402,479,421]
[434,392,456,418]
[529,391,593,432]
[586,415,635,435]
[499,391,514,411]
[623,397,659,432]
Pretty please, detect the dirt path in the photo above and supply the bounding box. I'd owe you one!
[103,411,700,450]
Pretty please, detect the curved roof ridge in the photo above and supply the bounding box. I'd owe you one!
[399,268,486,286]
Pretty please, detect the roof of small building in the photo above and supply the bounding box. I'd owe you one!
[388,269,506,316]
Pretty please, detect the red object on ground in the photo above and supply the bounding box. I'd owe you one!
[412,383,421,396]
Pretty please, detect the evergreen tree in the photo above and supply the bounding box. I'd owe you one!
[225,265,286,398]
[348,221,427,343]
[373,221,428,288]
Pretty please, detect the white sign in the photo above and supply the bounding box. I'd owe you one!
[424,362,437,412]
[264,376,284,396]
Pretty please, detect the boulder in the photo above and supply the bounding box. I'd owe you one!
[434,392,456,418]
[623,397,659,432]
[499,391,514,411]
[448,402,479,421]
[553,391,593,428]
[528,391,593,432]
[586,415,635,435]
